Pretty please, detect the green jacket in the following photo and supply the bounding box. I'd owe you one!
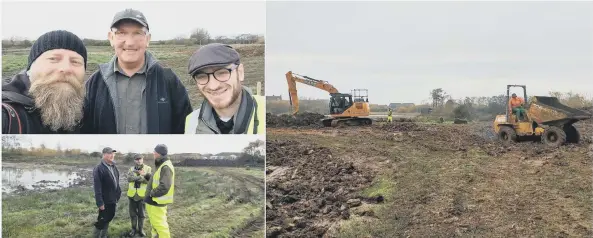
[144,156,173,207]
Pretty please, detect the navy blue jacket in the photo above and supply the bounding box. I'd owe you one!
[93,161,121,207]
[81,52,192,134]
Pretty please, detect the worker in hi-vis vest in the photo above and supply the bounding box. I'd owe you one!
[127,153,152,237]
[387,108,393,123]
[144,144,175,238]
[184,43,265,134]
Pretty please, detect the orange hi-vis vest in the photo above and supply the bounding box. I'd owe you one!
[509,97,524,109]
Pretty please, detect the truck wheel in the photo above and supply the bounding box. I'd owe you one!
[563,124,580,144]
[543,126,566,147]
[498,126,517,143]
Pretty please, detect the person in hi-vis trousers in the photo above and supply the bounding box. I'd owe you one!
[144,144,175,238]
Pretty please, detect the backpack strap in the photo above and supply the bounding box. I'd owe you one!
[252,96,259,134]
[2,102,23,134]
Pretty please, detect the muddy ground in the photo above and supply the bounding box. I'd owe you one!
[266,113,592,237]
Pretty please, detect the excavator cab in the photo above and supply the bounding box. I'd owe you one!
[329,93,353,114]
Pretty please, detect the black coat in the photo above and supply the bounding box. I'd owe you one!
[2,71,80,134]
[93,161,122,207]
[81,57,192,134]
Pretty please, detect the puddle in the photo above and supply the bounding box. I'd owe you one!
[2,166,89,194]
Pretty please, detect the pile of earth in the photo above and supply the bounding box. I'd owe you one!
[379,122,423,132]
[266,112,326,128]
[266,139,380,237]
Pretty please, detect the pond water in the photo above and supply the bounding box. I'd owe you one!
[2,166,86,194]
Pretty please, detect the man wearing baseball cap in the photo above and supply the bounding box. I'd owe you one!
[126,153,151,237]
[82,8,192,134]
[184,43,265,134]
[2,30,88,134]
[92,147,122,237]
[144,144,175,238]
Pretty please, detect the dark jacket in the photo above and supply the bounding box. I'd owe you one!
[81,52,192,134]
[93,160,122,207]
[2,71,81,134]
[144,156,173,207]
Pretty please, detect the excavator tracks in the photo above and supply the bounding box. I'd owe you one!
[321,117,373,127]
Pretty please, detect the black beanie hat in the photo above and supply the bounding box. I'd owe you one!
[27,30,87,70]
[154,144,168,156]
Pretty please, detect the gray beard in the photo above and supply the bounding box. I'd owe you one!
[29,81,85,131]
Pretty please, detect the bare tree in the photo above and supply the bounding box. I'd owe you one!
[2,135,22,151]
[430,88,447,108]
[190,28,210,45]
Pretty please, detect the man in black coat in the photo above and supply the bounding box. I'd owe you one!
[81,8,192,134]
[93,147,122,237]
[2,30,88,134]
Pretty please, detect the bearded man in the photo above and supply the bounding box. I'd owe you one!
[184,43,265,134]
[2,30,87,134]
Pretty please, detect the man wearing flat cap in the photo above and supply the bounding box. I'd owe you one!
[92,147,121,237]
[2,30,88,134]
[82,8,192,134]
[126,153,151,237]
[144,144,175,237]
[185,43,265,134]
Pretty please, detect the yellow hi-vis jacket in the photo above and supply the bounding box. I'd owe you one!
[152,160,175,205]
[184,93,265,134]
[127,165,152,198]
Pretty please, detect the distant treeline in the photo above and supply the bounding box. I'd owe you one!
[2,136,265,168]
[267,91,593,122]
[2,28,264,48]
[175,154,264,168]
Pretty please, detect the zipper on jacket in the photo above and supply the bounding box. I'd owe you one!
[200,117,220,134]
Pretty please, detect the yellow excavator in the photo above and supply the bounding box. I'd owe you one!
[493,84,592,147]
[286,71,372,127]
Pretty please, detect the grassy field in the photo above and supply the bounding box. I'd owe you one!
[2,44,265,107]
[2,156,265,238]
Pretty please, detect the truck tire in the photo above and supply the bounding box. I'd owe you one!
[498,126,517,143]
[563,124,580,144]
[543,126,566,147]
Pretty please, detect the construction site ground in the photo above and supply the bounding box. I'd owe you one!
[266,113,592,237]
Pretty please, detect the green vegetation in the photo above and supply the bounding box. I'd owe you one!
[2,164,264,237]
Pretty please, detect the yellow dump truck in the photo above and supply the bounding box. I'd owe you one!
[493,85,592,147]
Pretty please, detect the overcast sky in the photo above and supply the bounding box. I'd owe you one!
[266,2,593,105]
[2,1,265,41]
[10,135,264,154]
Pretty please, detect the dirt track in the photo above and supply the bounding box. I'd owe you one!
[266,113,592,237]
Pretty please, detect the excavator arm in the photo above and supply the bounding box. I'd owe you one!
[286,71,339,115]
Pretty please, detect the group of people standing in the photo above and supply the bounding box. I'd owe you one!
[2,8,265,135]
[94,144,174,237]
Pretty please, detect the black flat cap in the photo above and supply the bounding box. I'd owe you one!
[188,43,241,76]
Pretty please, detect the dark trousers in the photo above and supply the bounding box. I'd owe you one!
[129,197,146,218]
[94,203,116,229]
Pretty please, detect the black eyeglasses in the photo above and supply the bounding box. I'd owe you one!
[192,64,238,85]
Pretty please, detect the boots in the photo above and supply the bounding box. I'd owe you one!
[93,227,102,238]
[129,216,138,237]
[137,218,146,237]
[100,223,109,238]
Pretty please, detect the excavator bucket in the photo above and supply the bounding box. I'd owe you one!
[528,96,592,125]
